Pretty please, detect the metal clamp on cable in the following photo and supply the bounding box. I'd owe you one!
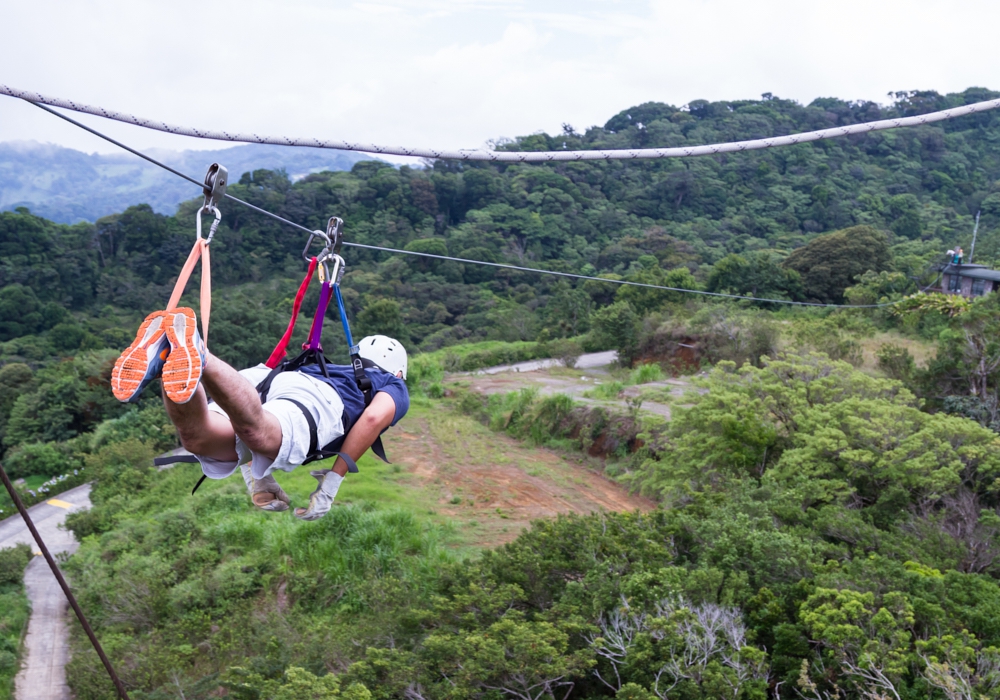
[197,163,228,244]
[327,217,344,255]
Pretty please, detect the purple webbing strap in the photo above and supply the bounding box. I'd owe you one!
[305,280,332,350]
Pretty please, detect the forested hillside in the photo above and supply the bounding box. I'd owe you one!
[5,87,1000,699]
[0,141,370,224]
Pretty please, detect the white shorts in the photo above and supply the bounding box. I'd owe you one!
[195,363,345,481]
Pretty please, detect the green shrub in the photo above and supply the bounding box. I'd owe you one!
[84,438,157,505]
[584,381,626,400]
[589,301,639,366]
[550,338,583,368]
[90,404,176,452]
[876,343,916,382]
[0,544,31,586]
[3,441,68,479]
[629,363,664,384]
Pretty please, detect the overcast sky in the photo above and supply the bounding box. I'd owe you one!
[3,0,999,165]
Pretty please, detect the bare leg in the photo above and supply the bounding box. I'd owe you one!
[162,382,239,462]
[200,354,282,460]
[163,353,282,462]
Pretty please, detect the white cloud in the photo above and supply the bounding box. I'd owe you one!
[1,0,998,167]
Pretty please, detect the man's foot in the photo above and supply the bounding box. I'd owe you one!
[111,310,170,403]
[295,470,344,520]
[240,464,291,512]
[162,307,207,405]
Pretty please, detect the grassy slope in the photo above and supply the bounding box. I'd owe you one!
[233,397,649,553]
[0,584,29,700]
[63,397,648,696]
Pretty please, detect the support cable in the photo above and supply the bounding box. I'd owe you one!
[6,83,1000,162]
[28,100,899,308]
[0,463,131,700]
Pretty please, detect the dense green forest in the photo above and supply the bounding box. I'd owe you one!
[5,87,1000,698]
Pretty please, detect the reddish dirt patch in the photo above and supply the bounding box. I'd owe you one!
[392,414,655,546]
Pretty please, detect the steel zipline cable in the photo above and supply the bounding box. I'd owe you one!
[5,83,1000,162]
[29,100,900,309]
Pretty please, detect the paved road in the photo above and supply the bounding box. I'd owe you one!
[473,350,618,375]
[0,484,92,700]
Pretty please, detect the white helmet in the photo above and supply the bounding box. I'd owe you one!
[358,335,408,380]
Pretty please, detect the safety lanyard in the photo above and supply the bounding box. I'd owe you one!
[165,164,227,345]
[265,257,318,368]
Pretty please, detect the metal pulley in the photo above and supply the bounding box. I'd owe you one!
[202,163,228,209]
[197,163,227,244]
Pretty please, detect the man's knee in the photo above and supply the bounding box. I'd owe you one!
[177,427,220,457]
[235,424,281,461]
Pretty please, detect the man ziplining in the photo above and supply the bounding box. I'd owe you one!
[105,173,409,521]
[110,307,409,520]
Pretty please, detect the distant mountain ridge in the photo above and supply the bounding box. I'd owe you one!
[0,141,374,223]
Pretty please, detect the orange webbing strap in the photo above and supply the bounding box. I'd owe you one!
[166,238,212,343]
[266,257,318,368]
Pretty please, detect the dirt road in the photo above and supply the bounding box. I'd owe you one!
[462,351,693,419]
[0,484,91,700]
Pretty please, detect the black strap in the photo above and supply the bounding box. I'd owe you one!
[152,453,205,495]
[153,454,200,467]
[276,397,319,456]
[276,397,359,473]
[371,435,388,463]
[191,474,208,495]
[351,351,373,405]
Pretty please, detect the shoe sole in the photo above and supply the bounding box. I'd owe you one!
[162,308,203,404]
[111,311,167,402]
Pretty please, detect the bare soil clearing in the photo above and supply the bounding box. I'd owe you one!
[388,410,654,547]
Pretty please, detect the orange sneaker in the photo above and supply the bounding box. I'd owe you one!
[161,307,207,405]
[111,310,170,403]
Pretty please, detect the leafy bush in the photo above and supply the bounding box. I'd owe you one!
[688,306,779,368]
[3,441,69,479]
[0,544,31,586]
[89,404,176,452]
[589,301,639,366]
[585,381,625,400]
[628,363,664,384]
[876,342,916,381]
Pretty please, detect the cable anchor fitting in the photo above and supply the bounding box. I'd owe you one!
[197,163,228,244]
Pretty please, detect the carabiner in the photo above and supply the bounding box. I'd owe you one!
[194,163,227,245]
[328,254,346,285]
[302,229,332,264]
[196,205,223,244]
[327,217,344,255]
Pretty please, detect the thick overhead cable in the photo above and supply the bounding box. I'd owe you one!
[5,83,1000,162]
[28,100,898,308]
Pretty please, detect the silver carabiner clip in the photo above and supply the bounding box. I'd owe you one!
[302,229,332,263]
[328,254,346,285]
[196,205,223,244]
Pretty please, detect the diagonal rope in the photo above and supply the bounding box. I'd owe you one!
[28,100,900,308]
[0,464,131,699]
[5,83,1000,162]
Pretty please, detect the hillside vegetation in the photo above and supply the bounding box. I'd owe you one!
[3,88,1000,698]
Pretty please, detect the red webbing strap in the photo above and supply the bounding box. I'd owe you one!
[266,257,318,368]
[166,238,212,343]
